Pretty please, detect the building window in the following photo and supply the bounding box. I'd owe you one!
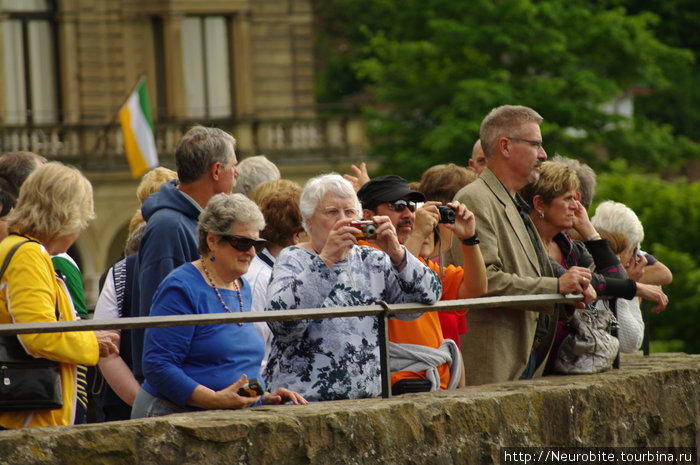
[1,0,59,125]
[181,16,233,119]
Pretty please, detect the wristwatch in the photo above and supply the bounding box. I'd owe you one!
[461,231,480,246]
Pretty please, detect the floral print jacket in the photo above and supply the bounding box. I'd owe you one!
[263,245,442,401]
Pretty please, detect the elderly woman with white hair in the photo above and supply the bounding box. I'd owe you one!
[591,200,668,352]
[263,173,442,401]
[132,193,307,419]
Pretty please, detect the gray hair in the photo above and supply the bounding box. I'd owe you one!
[299,173,360,232]
[197,193,265,254]
[551,154,597,210]
[231,155,280,197]
[175,126,236,183]
[479,105,543,159]
[591,200,644,251]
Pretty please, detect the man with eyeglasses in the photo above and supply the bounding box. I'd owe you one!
[132,125,240,384]
[446,105,595,386]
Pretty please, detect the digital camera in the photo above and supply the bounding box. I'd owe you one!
[437,205,456,224]
[350,220,378,239]
[238,378,264,397]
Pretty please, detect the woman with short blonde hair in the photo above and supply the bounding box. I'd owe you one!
[7,162,95,241]
[0,162,119,429]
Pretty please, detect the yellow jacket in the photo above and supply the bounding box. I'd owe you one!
[0,233,98,428]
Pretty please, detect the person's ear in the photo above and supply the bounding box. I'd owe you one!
[362,208,374,221]
[210,161,222,181]
[498,137,511,158]
[532,194,546,212]
[206,231,218,249]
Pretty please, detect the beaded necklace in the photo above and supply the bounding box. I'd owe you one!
[200,257,243,326]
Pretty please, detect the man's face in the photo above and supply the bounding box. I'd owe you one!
[373,196,416,244]
[218,152,239,194]
[507,122,547,185]
[469,143,486,175]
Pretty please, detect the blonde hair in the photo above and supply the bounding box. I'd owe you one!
[520,161,580,208]
[136,166,178,204]
[128,209,145,235]
[6,162,95,238]
[249,179,301,206]
[597,230,630,255]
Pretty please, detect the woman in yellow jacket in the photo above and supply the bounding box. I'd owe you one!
[0,162,119,428]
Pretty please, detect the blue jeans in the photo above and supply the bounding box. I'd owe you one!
[131,387,197,419]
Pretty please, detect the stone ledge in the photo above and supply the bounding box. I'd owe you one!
[0,353,698,465]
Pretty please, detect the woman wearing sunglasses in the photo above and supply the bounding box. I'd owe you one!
[263,173,442,402]
[131,193,307,418]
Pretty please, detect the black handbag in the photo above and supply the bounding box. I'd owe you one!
[0,239,63,411]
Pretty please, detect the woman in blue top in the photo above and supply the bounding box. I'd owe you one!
[131,193,307,418]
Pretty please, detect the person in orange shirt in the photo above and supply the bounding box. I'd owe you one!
[356,175,486,394]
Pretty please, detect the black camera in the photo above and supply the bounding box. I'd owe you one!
[437,205,455,224]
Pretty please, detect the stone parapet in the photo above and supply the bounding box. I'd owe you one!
[0,353,698,465]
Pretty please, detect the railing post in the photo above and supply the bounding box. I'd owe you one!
[641,299,650,356]
[612,299,620,369]
[376,301,392,399]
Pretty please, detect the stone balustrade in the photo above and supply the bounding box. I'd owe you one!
[0,353,697,465]
[0,116,367,170]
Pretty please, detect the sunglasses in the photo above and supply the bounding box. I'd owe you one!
[219,234,267,253]
[386,199,416,213]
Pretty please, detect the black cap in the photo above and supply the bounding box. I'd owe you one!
[357,175,425,210]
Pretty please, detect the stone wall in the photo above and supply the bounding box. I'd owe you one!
[0,353,698,465]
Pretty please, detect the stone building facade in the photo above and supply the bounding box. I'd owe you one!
[0,0,367,303]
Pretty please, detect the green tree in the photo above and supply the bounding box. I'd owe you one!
[613,0,700,141]
[315,0,697,180]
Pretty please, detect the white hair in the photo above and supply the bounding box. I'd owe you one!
[591,200,644,250]
[232,155,280,197]
[299,173,360,232]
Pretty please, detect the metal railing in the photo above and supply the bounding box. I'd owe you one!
[0,294,584,398]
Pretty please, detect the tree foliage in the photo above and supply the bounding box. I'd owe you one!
[314,0,700,352]
[315,0,698,180]
[595,164,700,353]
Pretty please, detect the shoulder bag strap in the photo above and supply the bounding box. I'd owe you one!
[0,238,59,321]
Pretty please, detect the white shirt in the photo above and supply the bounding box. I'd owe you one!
[242,249,275,369]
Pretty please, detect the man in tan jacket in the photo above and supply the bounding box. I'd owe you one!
[447,105,594,385]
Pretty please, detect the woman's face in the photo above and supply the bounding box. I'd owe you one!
[210,221,260,279]
[543,189,578,231]
[619,245,637,267]
[306,192,359,248]
[419,230,435,259]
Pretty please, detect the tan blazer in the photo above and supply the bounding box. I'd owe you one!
[449,168,558,385]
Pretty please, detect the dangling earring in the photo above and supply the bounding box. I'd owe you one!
[538,210,544,219]
[210,255,215,262]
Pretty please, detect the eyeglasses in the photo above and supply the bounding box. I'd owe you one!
[219,234,267,253]
[507,137,543,151]
[320,207,359,220]
[386,199,416,213]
